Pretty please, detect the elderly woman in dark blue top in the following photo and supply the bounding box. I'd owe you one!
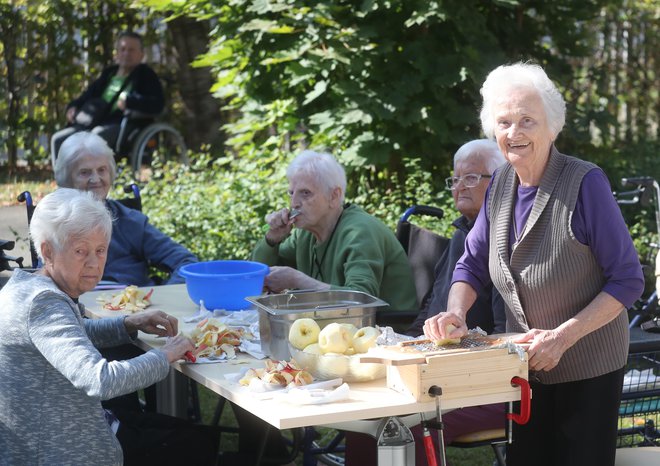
[54,131,197,286]
[425,63,644,466]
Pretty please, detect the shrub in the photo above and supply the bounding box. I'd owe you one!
[117,151,456,262]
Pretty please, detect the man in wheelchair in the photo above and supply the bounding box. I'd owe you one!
[50,31,164,164]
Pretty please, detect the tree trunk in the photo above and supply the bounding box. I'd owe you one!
[166,16,224,153]
[1,5,20,171]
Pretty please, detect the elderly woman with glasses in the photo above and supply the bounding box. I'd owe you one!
[425,63,644,466]
[253,149,417,312]
[410,139,506,337]
[54,131,197,287]
[0,188,196,465]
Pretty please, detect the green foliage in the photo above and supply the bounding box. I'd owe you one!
[0,0,171,167]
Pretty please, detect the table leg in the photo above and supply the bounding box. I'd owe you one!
[375,416,416,466]
[156,367,189,418]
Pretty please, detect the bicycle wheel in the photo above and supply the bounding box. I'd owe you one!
[130,122,188,181]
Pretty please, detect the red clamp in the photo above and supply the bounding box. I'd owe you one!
[507,376,531,425]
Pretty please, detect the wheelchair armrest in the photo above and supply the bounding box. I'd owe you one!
[123,109,161,121]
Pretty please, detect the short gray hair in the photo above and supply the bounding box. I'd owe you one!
[30,188,113,261]
[54,132,117,188]
[286,150,347,202]
[454,139,506,175]
[479,62,566,140]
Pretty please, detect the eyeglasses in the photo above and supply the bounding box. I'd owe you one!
[445,173,492,190]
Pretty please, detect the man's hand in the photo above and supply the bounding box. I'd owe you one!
[117,91,127,111]
[264,208,296,246]
[264,266,330,293]
[124,310,178,337]
[66,107,77,124]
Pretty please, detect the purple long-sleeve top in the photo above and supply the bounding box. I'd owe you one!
[453,168,644,308]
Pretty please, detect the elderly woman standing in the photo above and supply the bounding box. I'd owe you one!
[0,188,195,465]
[253,150,417,311]
[425,63,644,466]
[54,131,197,286]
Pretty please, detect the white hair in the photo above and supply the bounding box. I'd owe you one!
[479,62,566,140]
[286,150,347,202]
[30,188,113,261]
[54,132,117,188]
[453,139,506,174]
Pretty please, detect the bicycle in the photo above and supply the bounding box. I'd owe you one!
[614,176,660,447]
[614,177,660,328]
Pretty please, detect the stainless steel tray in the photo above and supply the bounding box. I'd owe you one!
[246,290,388,315]
[247,290,389,360]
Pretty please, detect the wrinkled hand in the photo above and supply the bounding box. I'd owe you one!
[423,312,467,341]
[513,329,569,372]
[264,208,297,245]
[124,310,178,337]
[117,92,127,111]
[264,266,305,293]
[66,107,77,124]
[161,335,195,363]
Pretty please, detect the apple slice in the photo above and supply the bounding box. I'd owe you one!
[353,326,380,353]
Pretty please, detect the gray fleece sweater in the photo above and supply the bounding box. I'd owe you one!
[0,270,171,465]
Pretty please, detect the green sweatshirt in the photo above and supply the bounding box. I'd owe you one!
[252,204,418,312]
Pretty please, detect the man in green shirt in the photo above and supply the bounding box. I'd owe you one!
[253,150,417,312]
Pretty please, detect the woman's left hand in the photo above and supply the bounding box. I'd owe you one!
[513,329,570,372]
[124,310,178,337]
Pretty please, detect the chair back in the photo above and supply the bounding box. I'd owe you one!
[396,205,450,306]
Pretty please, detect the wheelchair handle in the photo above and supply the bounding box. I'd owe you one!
[400,205,444,223]
[507,376,531,425]
[621,176,655,188]
[123,183,141,199]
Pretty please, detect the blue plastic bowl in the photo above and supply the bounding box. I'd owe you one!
[179,260,269,311]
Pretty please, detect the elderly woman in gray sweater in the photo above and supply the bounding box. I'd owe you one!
[0,188,194,465]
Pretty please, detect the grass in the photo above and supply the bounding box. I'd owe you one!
[0,165,55,206]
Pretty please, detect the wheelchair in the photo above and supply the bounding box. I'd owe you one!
[51,111,188,180]
[113,110,188,178]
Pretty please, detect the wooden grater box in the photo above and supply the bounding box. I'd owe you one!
[362,342,528,406]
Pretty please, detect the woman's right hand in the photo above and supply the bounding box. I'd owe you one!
[264,208,296,245]
[160,335,195,363]
[423,312,467,342]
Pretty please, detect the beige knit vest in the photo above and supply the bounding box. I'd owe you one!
[488,147,628,384]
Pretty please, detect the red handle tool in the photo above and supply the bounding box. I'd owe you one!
[507,376,531,424]
[423,425,438,466]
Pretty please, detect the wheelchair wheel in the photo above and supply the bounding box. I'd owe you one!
[130,122,188,180]
[311,427,345,466]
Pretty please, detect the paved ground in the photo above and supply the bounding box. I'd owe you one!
[0,205,31,286]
